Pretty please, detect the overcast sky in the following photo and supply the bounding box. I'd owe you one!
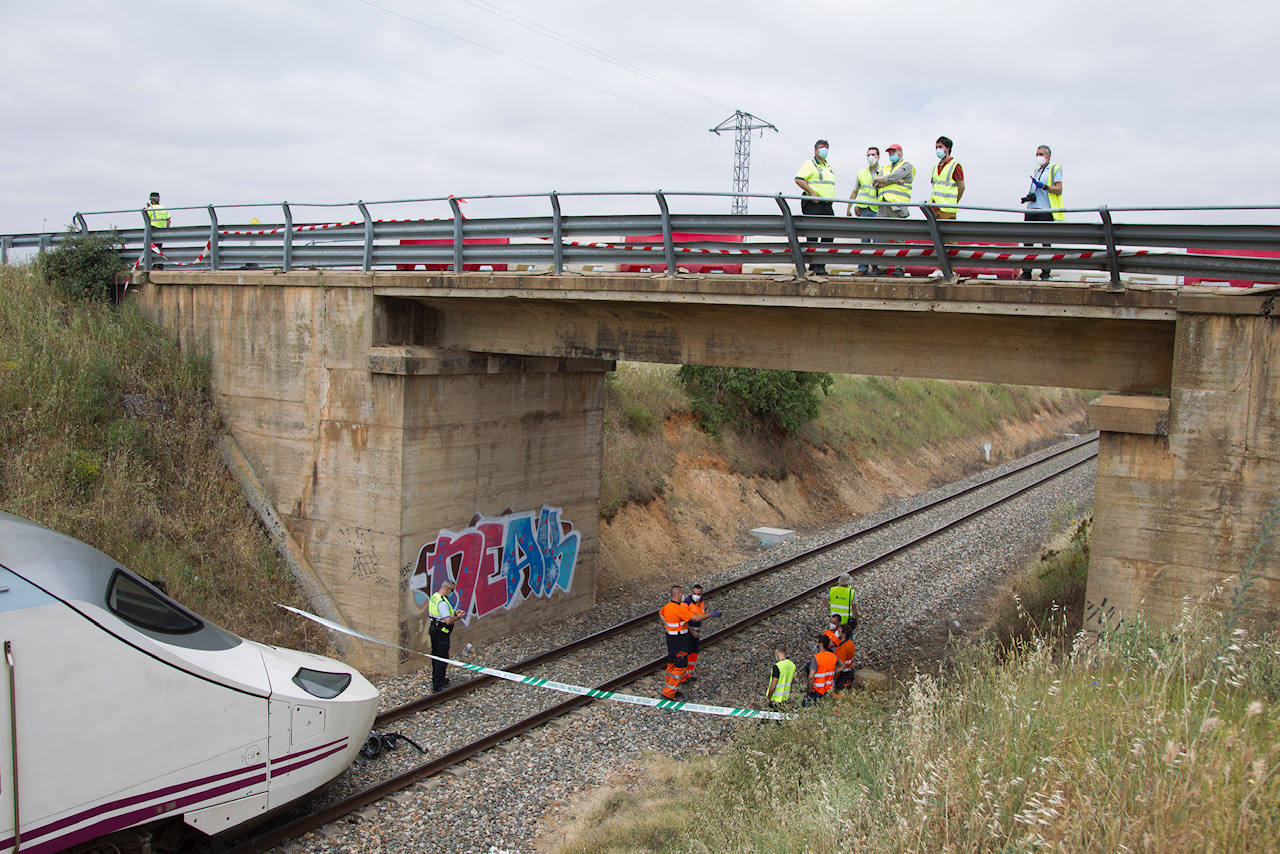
[2,0,1276,234]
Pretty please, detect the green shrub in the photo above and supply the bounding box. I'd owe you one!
[677,365,834,434]
[65,449,103,494]
[36,230,126,302]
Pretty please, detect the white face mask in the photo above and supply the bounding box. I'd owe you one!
[867,154,879,165]
[1035,154,1048,168]
[816,146,829,159]
[691,594,701,602]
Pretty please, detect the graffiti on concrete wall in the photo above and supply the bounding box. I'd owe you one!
[408,507,580,625]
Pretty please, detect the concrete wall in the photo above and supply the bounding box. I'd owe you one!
[135,279,608,673]
[1087,290,1279,633]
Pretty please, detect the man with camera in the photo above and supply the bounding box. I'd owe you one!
[1020,145,1064,281]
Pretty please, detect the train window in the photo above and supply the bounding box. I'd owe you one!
[106,569,203,634]
[292,668,352,699]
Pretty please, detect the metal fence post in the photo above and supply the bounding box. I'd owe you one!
[1,236,9,266]
[73,213,88,233]
[142,209,153,272]
[357,201,373,272]
[920,206,954,281]
[207,205,220,270]
[282,202,293,272]
[774,194,807,277]
[550,192,564,275]
[655,191,677,274]
[448,196,464,272]
[1098,206,1123,288]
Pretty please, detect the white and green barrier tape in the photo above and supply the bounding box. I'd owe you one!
[280,604,792,721]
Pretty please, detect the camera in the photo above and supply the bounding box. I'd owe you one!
[1020,193,1037,204]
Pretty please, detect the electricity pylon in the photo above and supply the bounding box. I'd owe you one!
[710,110,778,214]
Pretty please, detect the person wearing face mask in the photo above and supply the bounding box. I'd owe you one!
[1020,145,1064,281]
[846,146,884,275]
[928,136,965,220]
[794,139,837,276]
[873,144,915,275]
[683,583,708,679]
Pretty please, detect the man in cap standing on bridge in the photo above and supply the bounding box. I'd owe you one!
[145,191,170,269]
[873,145,915,276]
[428,579,461,692]
[794,139,837,277]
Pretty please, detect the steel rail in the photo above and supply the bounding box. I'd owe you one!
[221,439,1098,853]
[374,433,1100,726]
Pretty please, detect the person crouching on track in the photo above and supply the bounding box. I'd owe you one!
[803,634,839,706]
[766,645,797,706]
[428,579,461,693]
[683,583,708,680]
[833,624,857,690]
[659,585,720,700]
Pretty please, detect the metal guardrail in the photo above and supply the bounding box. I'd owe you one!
[2,192,1279,286]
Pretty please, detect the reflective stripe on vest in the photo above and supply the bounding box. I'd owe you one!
[771,658,797,702]
[1047,163,1064,222]
[880,162,915,205]
[855,166,881,206]
[146,204,170,228]
[829,585,854,621]
[660,602,689,635]
[929,159,961,213]
[804,158,836,199]
[812,650,838,694]
[428,592,454,631]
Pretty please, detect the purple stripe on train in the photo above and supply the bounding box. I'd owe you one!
[0,737,347,853]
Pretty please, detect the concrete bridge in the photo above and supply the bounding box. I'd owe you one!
[133,270,1278,672]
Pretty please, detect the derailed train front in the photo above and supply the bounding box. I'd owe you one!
[0,512,378,852]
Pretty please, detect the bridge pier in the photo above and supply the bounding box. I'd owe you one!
[135,277,609,673]
[1087,290,1278,634]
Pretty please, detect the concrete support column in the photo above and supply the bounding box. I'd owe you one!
[1086,290,1279,634]
[135,279,610,674]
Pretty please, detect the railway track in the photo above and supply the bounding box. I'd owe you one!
[223,433,1099,853]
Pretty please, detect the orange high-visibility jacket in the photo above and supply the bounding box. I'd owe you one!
[811,650,839,694]
[659,601,699,635]
[835,639,856,671]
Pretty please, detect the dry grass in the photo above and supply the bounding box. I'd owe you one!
[554,517,1280,853]
[0,263,326,651]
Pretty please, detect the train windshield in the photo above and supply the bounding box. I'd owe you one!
[107,569,203,633]
[292,668,352,699]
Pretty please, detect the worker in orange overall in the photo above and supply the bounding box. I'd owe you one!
[683,583,708,680]
[659,585,720,700]
[803,634,839,706]
[833,624,857,690]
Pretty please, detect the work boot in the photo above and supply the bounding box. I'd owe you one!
[810,265,827,276]
[1019,271,1033,280]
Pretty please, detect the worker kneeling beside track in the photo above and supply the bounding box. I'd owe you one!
[658,585,720,700]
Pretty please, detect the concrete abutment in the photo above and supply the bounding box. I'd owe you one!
[1087,291,1279,634]
[135,278,610,673]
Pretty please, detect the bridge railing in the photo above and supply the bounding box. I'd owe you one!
[3,192,1279,286]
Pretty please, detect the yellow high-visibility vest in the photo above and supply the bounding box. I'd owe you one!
[796,157,836,199]
[880,161,915,205]
[770,657,797,702]
[1046,163,1064,222]
[146,203,171,229]
[929,159,962,214]
[854,166,881,207]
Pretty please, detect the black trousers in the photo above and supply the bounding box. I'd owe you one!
[429,623,451,689]
[1022,211,1054,278]
[801,199,835,271]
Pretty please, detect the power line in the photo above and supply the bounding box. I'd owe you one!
[454,0,735,114]
[353,0,706,130]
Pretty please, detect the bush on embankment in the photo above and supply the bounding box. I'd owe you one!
[556,598,1280,853]
[0,263,323,649]
[601,362,1093,520]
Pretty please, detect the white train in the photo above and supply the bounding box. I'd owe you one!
[0,512,379,852]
